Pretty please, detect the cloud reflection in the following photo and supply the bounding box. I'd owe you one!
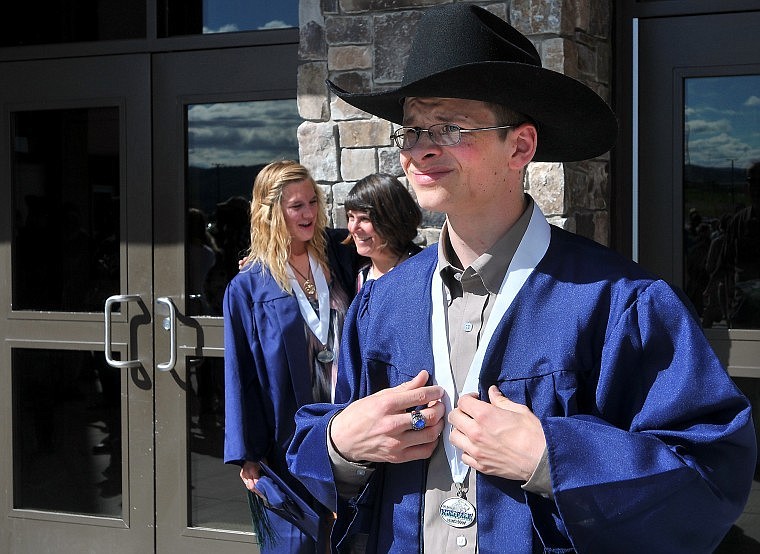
[685,76,760,170]
[203,19,291,34]
[187,101,301,168]
[203,24,240,34]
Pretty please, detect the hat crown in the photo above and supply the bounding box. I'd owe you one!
[401,4,541,86]
[325,3,618,161]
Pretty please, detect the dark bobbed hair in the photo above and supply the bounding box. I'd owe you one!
[343,173,422,256]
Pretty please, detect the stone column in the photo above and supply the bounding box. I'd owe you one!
[512,0,613,244]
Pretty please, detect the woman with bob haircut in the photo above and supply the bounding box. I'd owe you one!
[223,160,355,553]
[343,173,422,290]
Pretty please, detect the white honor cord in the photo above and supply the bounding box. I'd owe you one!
[431,202,551,484]
[288,254,330,346]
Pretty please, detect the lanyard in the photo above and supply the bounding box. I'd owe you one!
[430,202,550,484]
[288,254,330,346]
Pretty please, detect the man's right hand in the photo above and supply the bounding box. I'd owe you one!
[330,370,446,464]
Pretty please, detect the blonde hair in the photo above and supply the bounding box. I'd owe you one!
[243,160,329,293]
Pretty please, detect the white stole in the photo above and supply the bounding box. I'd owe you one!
[288,253,330,347]
[431,202,551,484]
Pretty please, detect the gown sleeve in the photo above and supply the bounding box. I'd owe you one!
[223,277,271,466]
[542,280,756,553]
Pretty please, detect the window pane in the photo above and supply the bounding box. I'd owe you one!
[12,108,120,312]
[13,349,122,516]
[2,1,145,46]
[683,75,760,329]
[185,100,300,316]
[161,0,297,37]
[187,356,250,532]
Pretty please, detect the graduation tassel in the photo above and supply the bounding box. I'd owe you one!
[247,489,279,548]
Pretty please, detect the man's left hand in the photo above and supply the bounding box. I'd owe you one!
[448,385,546,482]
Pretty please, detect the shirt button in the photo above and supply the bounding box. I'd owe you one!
[463,321,473,332]
[457,536,467,547]
[454,272,462,282]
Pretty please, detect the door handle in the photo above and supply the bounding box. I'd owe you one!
[104,294,143,368]
[156,296,177,372]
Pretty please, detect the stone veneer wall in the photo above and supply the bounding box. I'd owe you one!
[298,0,613,246]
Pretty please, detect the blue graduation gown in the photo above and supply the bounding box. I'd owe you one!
[288,223,756,553]
[224,262,324,552]
[224,229,357,552]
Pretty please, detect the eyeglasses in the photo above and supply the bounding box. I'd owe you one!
[389,123,520,150]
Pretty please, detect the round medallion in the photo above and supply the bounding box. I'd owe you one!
[316,349,335,363]
[439,496,476,528]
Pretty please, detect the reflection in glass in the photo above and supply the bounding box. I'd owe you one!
[12,108,120,312]
[683,75,760,329]
[160,0,297,37]
[13,349,122,516]
[187,356,250,532]
[2,1,145,46]
[185,100,300,316]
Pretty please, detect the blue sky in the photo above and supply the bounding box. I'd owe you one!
[685,74,760,171]
[203,0,298,33]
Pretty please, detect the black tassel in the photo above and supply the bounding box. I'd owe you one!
[247,489,279,548]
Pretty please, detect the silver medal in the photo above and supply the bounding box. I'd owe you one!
[439,496,476,528]
[316,349,334,363]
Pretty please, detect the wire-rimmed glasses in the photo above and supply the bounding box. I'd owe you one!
[389,123,520,150]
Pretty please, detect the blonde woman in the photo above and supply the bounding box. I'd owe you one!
[223,160,355,552]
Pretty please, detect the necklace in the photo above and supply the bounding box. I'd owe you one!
[290,261,317,299]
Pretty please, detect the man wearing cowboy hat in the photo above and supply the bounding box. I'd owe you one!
[288,4,756,552]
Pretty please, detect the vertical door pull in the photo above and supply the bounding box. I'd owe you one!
[156,297,177,372]
[104,294,143,368]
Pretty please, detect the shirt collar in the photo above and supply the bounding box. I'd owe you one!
[436,195,535,294]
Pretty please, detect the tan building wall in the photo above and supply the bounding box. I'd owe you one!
[298,0,614,246]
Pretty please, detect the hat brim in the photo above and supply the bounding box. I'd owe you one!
[328,62,617,162]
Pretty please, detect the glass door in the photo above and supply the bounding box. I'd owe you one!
[0,55,154,552]
[637,10,760,550]
[151,45,300,553]
[0,44,301,553]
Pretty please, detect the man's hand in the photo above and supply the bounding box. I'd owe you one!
[448,385,546,481]
[330,370,445,464]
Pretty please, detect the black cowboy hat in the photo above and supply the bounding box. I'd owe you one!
[327,3,618,162]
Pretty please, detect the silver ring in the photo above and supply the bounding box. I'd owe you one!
[410,410,426,431]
